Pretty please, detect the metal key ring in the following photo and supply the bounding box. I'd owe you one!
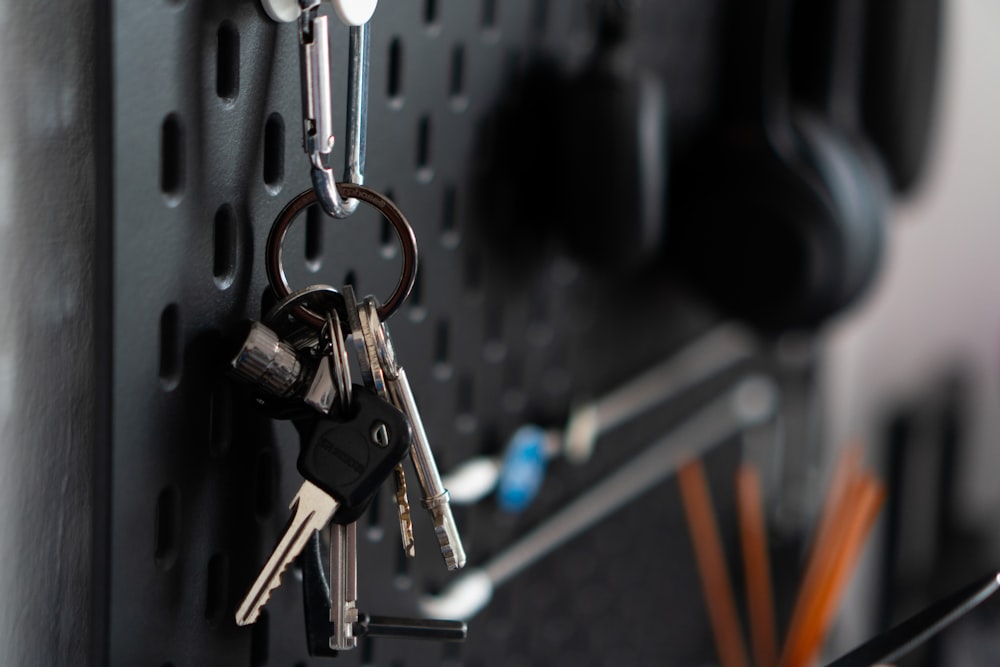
[266,183,418,328]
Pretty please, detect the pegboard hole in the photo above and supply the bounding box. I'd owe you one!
[441,185,460,248]
[533,0,550,35]
[250,609,269,667]
[456,374,478,434]
[380,217,397,259]
[387,38,403,108]
[213,204,238,290]
[433,319,452,381]
[343,270,358,291]
[463,250,483,295]
[254,448,278,522]
[449,45,468,111]
[394,544,412,591]
[263,112,285,194]
[416,115,433,182]
[361,638,374,666]
[483,306,505,362]
[154,486,181,570]
[159,303,181,389]
[424,0,439,26]
[205,552,229,626]
[366,490,383,542]
[209,382,232,458]
[305,204,324,272]
[481,0,499,34]
[160,114,185,205]
[408,269,426,322]
[216,21,240,102]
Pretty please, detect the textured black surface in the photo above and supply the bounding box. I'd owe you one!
[107,1,735,665]
[0,2,99,666]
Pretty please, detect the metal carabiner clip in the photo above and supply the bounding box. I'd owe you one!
[298,0,370,218]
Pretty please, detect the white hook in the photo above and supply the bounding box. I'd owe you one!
[261,0,377,26]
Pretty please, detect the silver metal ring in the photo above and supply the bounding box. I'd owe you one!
[323,310,352,409]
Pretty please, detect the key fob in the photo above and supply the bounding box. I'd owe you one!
[298,385,412,525]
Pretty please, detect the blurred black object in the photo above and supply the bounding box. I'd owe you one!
[668,0,897,332]
[825,570,1000,667]
[475,0,669,273]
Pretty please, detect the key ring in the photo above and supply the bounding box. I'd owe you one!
[266,183,418,328]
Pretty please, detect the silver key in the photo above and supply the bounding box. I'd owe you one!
[330,522,359,650]
[345,286,467,570]
[236,481,339,626]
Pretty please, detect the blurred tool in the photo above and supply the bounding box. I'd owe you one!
[442,323,755,510]
[825,571,1000,667]
[421,375,779,620]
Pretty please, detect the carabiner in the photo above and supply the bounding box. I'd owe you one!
[298,2,370,218]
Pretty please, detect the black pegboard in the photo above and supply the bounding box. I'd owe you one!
[105,1,737,665]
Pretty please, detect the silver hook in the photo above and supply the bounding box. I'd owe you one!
[298,2,370,218]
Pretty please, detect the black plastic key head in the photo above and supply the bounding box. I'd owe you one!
[298,385,411,524]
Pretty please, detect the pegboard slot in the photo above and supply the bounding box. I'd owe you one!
[380,216,397,259]
[263,112,284,194]
[481,0,498,30]
[394,544,412,590]
[361,638,374,666]
[424,0,439,26]
[250,610,269,667]
[209,382,232,458]
[433,319,452,380]
[408,268,426,322]
[213,205,237,289]
[532,0,550,34]
[204,552,229,626]
[305,204,324,272]
[449,44,466,109]
[216,21,239,102]
[154,486,181,570]
[387,38,403,107]
[160,114,185,205]
[463,251,482,294]
[159,303,181,389]
[415,115,433,182]
[456,374,477,434]
[254,449,277,522]
[366,490,383,541]
[441,185,459,248]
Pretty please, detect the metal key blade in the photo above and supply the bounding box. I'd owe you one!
[393,464,416,557]
[386,366,466,570]
[330,522,359,650]
[236,480,340,626]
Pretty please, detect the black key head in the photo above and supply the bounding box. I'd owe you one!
[298,385,411,525]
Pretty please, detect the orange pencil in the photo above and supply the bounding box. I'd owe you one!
[789,476,886,667]
[737,465,779,667]
[780,448,866,667]
[678,459,751,667]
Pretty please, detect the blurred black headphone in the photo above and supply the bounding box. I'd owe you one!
[671,0,896,331]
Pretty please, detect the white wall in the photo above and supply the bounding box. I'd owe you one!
[826,0,1000,527]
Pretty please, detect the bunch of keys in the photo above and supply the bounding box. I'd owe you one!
[231,190,466,650]
[223,0,466,654]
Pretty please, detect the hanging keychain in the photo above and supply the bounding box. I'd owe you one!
[225,0,468,654]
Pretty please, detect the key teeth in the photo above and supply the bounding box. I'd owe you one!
[429,502,467,571]
[235,561,292,626]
